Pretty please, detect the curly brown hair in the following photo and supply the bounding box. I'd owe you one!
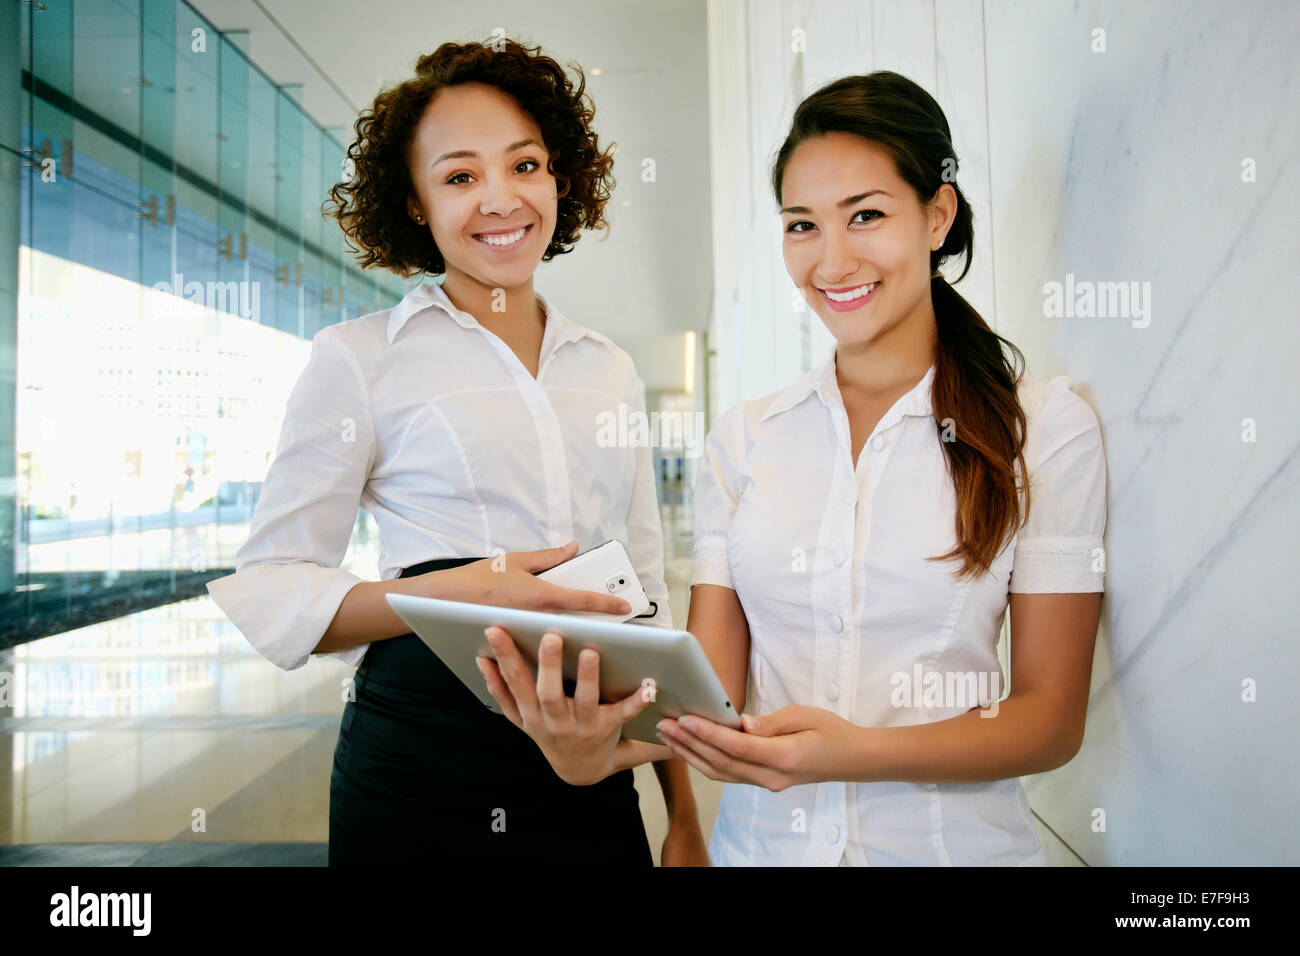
[324,37,616,278]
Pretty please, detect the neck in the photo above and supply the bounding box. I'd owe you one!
[440,268,544,334]
[834,292,938,395]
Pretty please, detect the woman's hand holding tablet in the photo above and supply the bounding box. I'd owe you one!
[657,705,864,793]
[476,626,667,786]
[478,626,666,784]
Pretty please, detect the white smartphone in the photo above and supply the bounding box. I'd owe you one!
[535,539,652,622]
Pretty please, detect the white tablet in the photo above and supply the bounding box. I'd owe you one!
[385,593,741,744]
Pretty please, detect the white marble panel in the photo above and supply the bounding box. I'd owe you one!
[984,0,1300,863]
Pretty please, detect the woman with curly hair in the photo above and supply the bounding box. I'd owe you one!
[206,37,707,866]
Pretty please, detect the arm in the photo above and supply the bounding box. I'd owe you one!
[315,541,635,654]
[686,584,751,713]
[205,326,376,671]
[842,591,1102,782]
[315,575,450,653]
[653,755,710,866]
[652,757,699,822]
[662,591,1102,788]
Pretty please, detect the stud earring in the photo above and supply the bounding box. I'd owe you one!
[415,214,424,224]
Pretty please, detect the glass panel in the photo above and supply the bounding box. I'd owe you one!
[5,0,389,648]
[245,63,277,332]
[274,89,302,338]
[1,0,31,622]
[318,130,345,333]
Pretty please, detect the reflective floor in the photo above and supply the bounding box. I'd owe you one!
[0,491,724,864]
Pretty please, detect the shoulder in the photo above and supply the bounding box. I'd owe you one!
[1016,373,1104,473]
[702,388,789,464]
[312,309,390,367]
[586,330,639,382]
[562,319,648,396]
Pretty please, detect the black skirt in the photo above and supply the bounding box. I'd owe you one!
[328,556,653,866]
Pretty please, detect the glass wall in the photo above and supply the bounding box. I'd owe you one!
[0,0,411,648]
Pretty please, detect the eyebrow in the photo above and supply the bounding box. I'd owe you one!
[780,189,893,214]
[432,138,544,168]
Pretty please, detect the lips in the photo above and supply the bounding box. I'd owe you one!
[816,280,881,311]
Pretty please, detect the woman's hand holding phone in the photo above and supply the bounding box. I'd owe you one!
[427,540,632,616]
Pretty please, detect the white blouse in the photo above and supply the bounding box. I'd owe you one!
[692,354,1107,866]
[207,281,672,672]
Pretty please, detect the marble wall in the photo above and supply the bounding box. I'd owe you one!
[704,0,1299,864]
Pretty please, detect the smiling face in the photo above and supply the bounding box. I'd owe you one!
[780,132,954,350]
[405,82,558,295]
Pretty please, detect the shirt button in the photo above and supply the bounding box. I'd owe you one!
[829,614,843,633]
[830,824,841,842]
[833,549,847,566]
[826,682,839,701]
[872,435,885,452]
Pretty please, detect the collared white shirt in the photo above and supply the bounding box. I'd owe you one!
[207,281,672,672]
[692,351,1107,866]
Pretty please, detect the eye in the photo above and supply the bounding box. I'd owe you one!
[786,208,884,233]
[516,159,541,173]
[446,171,472,185]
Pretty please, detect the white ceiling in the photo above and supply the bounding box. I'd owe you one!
[184,0,715,344]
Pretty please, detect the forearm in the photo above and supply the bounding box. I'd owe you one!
[847,692,1080,784]
[316,560,520,654]
[653,756,700,823]
[314,576,435,653]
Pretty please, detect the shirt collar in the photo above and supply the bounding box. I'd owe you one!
[385,280,592,349]
[761,349,936,425]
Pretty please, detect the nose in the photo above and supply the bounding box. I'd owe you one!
[816,229,858,286]
[478,170,522,218]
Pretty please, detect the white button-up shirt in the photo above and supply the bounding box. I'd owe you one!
[207,281,672,672]
[692,352,1107,866]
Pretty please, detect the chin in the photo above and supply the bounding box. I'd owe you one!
[818,313,879,345]
[470,265,535,289]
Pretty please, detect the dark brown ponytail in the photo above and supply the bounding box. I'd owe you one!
[772,71,1030,579]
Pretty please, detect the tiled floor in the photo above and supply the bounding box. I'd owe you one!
[0,492,1079,866]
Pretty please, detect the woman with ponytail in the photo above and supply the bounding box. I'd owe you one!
[655,71,1108,865]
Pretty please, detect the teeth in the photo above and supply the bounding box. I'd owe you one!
[824,281,879,302]
[476,226,527,247]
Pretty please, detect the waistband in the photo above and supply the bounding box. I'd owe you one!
[358,556,487,685]
[397,555,486,579]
